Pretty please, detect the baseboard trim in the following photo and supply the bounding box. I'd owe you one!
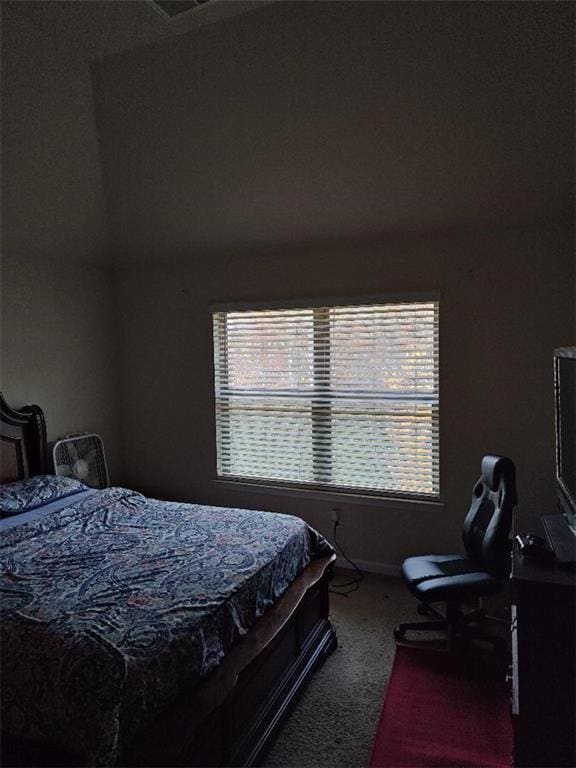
[335,559,402,578]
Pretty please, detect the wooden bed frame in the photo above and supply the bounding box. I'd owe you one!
[0,395,47,483]
[0,395,337,767]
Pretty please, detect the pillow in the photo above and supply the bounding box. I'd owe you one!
[0,474,89,518]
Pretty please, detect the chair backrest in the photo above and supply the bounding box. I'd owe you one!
[462,455,518,578]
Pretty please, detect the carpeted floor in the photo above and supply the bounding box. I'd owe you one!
[263,573,417,768]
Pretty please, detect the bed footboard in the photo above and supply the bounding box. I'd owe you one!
[125,553,337,767]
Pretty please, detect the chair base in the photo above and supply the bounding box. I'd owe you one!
[394,619,448,639]
[393,601,507,654]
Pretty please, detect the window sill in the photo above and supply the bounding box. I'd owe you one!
[210,478,444,512]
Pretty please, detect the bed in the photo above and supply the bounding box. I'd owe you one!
[0,395,337,767]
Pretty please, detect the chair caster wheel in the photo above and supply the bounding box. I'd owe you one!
[393,626,405,640]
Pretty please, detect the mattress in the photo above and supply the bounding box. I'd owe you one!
[0,484,333,766]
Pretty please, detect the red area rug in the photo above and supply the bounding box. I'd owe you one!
[369,645,513,768]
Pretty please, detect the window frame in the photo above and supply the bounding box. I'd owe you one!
[211,292,441,503]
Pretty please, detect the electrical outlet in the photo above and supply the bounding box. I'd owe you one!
[331,508,341,524]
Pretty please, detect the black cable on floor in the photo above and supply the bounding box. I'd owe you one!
[329,521,364,597]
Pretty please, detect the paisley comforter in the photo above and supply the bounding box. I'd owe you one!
[0,486,333,766]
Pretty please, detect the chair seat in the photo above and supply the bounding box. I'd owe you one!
[402,554,502,602]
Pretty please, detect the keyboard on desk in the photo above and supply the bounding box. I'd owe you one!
[542,513,576,564]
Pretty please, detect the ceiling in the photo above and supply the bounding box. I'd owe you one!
[92,0,575,257]
[5,0,270,60]
[2,0,574,262]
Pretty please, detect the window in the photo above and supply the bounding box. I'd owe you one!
[212,298,439,498]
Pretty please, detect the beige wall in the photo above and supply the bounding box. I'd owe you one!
[0,5,122,478]
[1,6,109,264]
[115,224,574,568]
[1,259,121,479]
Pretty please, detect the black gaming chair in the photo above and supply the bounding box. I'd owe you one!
[394,455,517,649]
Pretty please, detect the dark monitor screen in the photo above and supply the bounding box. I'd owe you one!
[556,351,576,524]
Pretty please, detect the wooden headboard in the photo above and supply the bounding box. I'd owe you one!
[0,394,48,484]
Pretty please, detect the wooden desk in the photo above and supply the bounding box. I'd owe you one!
[511,510,575,767]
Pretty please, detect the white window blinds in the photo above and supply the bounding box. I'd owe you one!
[213,299,439,498]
